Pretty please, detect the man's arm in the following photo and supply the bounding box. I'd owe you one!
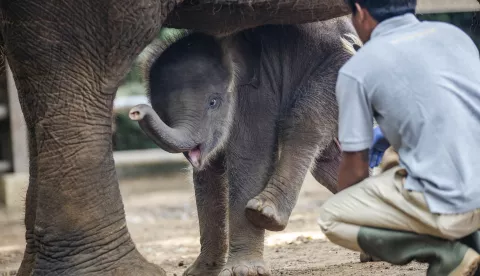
[338,149,370,191]
[335,72,374,191]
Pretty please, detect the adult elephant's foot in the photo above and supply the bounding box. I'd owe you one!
[183,256,225,276]
[31,241,165,276]
[103,250,166,276]
[245,193,288,232]
[17,244,167,276]
[16,251,35,276]
[218,256,270,276]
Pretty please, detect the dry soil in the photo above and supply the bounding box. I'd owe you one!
[0,170,427,276]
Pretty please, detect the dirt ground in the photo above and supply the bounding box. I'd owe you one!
[0,169,427,276]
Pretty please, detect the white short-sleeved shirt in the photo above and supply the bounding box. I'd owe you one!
[337,13,480,214]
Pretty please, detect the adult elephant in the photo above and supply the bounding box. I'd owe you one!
[0,1,350,275]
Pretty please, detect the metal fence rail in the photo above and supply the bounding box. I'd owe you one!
[0,104,8,173]
[0,104,7,121]
[113,148,187,167]
[113,95,150,112]
[0,161,10,174]
[417,0,480,14]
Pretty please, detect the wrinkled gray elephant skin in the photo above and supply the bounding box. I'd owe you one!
[131,17,358,275]
[164,0,351,35]
[0,0,351,275]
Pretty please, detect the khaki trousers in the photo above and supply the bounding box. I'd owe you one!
[317,147,480,252]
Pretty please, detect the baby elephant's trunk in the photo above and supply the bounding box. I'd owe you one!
[129,104,197,153]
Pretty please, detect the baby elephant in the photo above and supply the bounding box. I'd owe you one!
[130,17,357,276]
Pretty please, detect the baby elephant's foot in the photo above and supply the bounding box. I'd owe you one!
[218,258,270,276]
[245,194,288,232]
[359,252,382,263]
[183,256,225,276]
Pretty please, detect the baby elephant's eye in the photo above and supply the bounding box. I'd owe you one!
[209,99,218,108]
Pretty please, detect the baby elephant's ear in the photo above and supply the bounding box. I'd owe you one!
[237,31,262,89]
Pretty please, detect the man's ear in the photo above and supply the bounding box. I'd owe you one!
[354,3,366,22]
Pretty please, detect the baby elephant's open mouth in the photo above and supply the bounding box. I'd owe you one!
[183,145,202,168]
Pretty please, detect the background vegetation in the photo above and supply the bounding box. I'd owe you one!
[113,12,480,151]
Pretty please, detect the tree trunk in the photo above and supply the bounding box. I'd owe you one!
[164,0,351,35]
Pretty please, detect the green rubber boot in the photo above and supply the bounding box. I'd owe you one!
[357,227,480,276]
[461,231,480,253]
[460,231,480,276]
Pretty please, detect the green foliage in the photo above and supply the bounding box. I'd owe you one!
[122,63,143,84]
[417,12,480,49]
[114,112,159,151]
[116,83,147,97]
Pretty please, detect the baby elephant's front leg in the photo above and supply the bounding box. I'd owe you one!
[246,133,325,231]
[184,155,228,276]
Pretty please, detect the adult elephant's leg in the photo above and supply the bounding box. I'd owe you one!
[184,153,228,276]
[1,34,36,274]
[16,130,38,275]
[3,1,173,274]
[220,97,277,276]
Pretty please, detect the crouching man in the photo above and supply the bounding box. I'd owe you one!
[318,1,480,275]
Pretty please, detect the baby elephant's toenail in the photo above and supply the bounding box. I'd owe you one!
[247,198,262,210]
[257,266,267,275]
[262,205,275,217]
[219,269,233,276]
[233,265,249,276]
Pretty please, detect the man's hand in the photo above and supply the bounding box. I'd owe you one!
[338,149,370,191]
[369,126,390,168]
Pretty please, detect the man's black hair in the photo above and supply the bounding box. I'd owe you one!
[345,0,417,22]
